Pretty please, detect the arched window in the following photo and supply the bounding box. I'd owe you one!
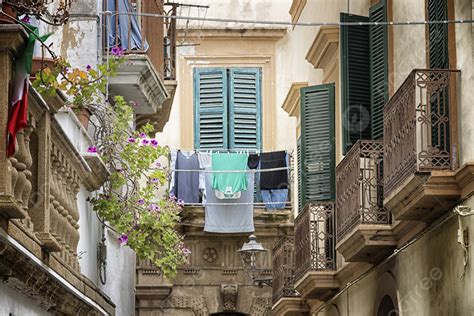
[377,295,397,316]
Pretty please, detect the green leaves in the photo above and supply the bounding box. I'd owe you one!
[32,54,188,278]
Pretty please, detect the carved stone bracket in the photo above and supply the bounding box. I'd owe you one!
[221,284,238,312]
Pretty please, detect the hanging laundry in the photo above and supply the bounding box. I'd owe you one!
[171,151,200,204]
[261,189,288,210]
[204,171,255,233]
[211,153,248,198]
[259,151,288,190]
[198,152,212,202]
[247,153,260,169]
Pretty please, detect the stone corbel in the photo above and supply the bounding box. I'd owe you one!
[221,284,238,312]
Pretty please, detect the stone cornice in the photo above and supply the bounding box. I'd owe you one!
[177,28,287,40]
[282,82,307,118]
[306,26,339,69]
[289,0,307,25]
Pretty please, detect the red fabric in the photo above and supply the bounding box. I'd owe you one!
[7,81,28,157]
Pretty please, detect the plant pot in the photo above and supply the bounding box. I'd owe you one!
[76,108,92,129]
[0,3,17,24]
[31,57,55,78]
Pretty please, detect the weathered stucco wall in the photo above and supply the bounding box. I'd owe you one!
[316,196,474,316]
[0,282,50,316]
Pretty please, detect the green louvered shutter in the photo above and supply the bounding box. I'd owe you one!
[427,0,449,151]
[300,84,335,207]
[194,68,228,149]
[229,68,262,150]
[340,13,371,154]
[297,137,303,212]
[369,0,388,140]
[428,0,449,69]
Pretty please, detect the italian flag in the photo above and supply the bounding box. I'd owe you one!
[7,23,50,157]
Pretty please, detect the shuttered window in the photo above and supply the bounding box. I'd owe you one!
[340,13,371,153]
[297,137,302,212]
[300,84,335,208]
[194,67,262,150]
[340,0,388,151]
[427,0,449,69]
[369,0,388,140]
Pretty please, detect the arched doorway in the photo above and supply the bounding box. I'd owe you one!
[377,295,397,316]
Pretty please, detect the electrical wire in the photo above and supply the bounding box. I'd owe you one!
[313,206,469,315]
[98,11,474,28]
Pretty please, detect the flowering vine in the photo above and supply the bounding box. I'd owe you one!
[32,50,189,277]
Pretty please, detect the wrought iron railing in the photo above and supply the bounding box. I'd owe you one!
[294,203,336,282]
[383,69,459,198]
[103,0,176,80]
[336,140,388,241]
[272,236,299,304]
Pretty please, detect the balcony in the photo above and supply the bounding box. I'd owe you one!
[104,0,177,133]
[294,203,338,301]
[272,236,308,316]
[384,70,461,221]
[0,27,110,309]
[335,141,396,263]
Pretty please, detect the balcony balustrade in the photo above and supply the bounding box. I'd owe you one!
[272,236,308,315]
[383,69,461,221]
[103,0,177,133]
[0,88,106,273]
[293,203,338,300]
[335,140,396,263]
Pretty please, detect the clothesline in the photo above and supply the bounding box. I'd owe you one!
[170,166,292,173]
[169,148,294,155]
[184,201,293,206]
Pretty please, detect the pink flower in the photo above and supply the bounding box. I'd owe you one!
[86,64,92,71]
[177,199,185,207]
[156,162,162,168]
[118,234,128,245]
[128,137,136,143]
[150,178,159,183]
[139,132,147,138]
[20,16,31,23]
[111,46,124,57]
[150,139,158,148]
[137,199,145,205]
[169,194,177,201]
[87,146,97,153]
[181,248,191,256]
[141,139,149,145]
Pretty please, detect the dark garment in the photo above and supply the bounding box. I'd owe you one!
[174,151,200,204]
[259,151,288,190]
[247,154,260,169]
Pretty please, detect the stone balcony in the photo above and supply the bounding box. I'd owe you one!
[0,24,111,314]
[383,69,463,222]
[335,140,396,263]
[136,206,294,314]
[293,203,339,301]
[272,236,309,316]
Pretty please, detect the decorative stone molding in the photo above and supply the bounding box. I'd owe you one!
[0,235,113,315]
[250,296,272,316]
[305,27,339,69]
[203,247,218,263]
[161,295,209,316]
[281,82,308,118]
[289,0,307,26]
[221,284,238,311]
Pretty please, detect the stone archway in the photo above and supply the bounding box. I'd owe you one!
[374,272,399,316]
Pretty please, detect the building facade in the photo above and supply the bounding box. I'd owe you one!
[0,0,176,314]
[273,0,474,315]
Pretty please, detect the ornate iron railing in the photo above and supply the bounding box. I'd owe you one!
[294,203,336,282]
[272,236,299,304]
[336,140,388,241]
[384,69,459,198]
